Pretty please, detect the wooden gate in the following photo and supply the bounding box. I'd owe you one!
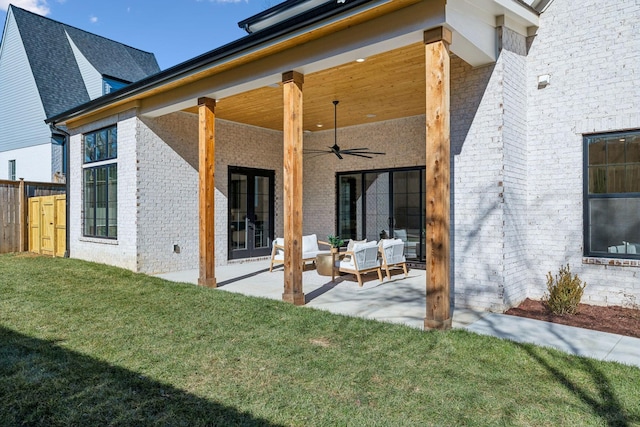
[29,195,66,257]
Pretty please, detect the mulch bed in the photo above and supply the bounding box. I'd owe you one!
[505,298,640,339]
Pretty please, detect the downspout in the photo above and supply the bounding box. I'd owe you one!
[50,122,71,258]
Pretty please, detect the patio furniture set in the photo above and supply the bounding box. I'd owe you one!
[269,234,408,287]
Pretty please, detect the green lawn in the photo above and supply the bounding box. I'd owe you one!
[1,254,639,426]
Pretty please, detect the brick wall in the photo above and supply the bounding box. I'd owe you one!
[500,27,530,308]
[526,0,640,306]
[136,113,282,274]
[68,109,138,270]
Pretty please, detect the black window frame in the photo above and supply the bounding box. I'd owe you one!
[83,124,118,239]
[583,129,640,259]
[84,125,117,164]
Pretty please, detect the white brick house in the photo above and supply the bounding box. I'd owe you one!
[49,0,639,318]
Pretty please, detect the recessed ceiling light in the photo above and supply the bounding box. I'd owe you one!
[316,124,323,128]
[366,114,376,118]
[356,58,366,63]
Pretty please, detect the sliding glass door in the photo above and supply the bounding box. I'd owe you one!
[337,167,425,263]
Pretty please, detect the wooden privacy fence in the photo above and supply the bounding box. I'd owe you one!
[0,179,66,254]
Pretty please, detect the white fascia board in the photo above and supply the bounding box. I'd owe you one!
[141,0,446,117]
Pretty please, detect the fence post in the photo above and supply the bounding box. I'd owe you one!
[18,178,26,252]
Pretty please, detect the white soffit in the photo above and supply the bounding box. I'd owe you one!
[445,0,538,66]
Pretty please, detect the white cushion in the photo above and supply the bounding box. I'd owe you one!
[393,229,407,241]
[351,241,380,270]
[302,234,319,253]
[273,237,285,259]
[347,239,366,251]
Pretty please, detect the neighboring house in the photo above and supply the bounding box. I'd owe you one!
[47,0,639,325]
[0,5,160,182]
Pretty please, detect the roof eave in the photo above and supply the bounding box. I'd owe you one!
[46,0,381,125]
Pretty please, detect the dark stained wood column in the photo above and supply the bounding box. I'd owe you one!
[281,71,305,305]
[424,27,452,330]
[198,97,216,288]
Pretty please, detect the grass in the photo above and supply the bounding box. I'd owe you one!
[0,254,639,426]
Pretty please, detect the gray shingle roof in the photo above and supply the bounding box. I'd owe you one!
[9,5,160,117]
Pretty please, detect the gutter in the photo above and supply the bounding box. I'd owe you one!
[49,123,71,258]
[46,0,379,125]
[238,0,328,34]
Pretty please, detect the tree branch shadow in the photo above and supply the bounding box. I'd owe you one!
[468,315,639,426]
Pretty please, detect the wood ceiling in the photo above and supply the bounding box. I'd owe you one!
[183,42,427,132]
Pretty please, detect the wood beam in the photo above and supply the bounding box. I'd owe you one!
[424,27,452,330]
[198,97,217,288]
[281,71,305,305]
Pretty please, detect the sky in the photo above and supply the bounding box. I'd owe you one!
[0,0,279,70]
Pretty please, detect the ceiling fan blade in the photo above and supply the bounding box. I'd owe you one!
[334,151,344,160]
[344,152,374,159]
[341,149,386,156]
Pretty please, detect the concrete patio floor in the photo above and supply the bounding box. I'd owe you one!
[155,259,486,330]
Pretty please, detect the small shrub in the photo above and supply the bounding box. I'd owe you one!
[544,264,586,315]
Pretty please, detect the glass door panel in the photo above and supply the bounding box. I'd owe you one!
[254,175,271,249]
[337,174,362,239]
[392,170,422,262]
[364,172,390,242]
[230,173,248,251]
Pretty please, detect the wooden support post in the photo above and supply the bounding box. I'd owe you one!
[198,97,217,288]
[18,178,26,252]
[281,71,305,305]
[424,27,452,330]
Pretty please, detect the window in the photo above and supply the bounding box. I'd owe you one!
[585,130,640,258]
[8,160,15,180]
[83,125,117,238]
[84,126,117,163]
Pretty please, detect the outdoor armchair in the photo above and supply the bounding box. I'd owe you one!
[334,240,383,287]
[269,234,331,272]
[379,238,408,280]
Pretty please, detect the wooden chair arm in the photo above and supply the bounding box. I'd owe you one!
[317,240,332,248]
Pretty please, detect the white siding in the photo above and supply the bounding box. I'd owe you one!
[0,10,52,156]
[66,31,102,100]
[0,143,54,181]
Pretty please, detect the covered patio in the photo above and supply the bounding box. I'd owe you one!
[48,0,540,328]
